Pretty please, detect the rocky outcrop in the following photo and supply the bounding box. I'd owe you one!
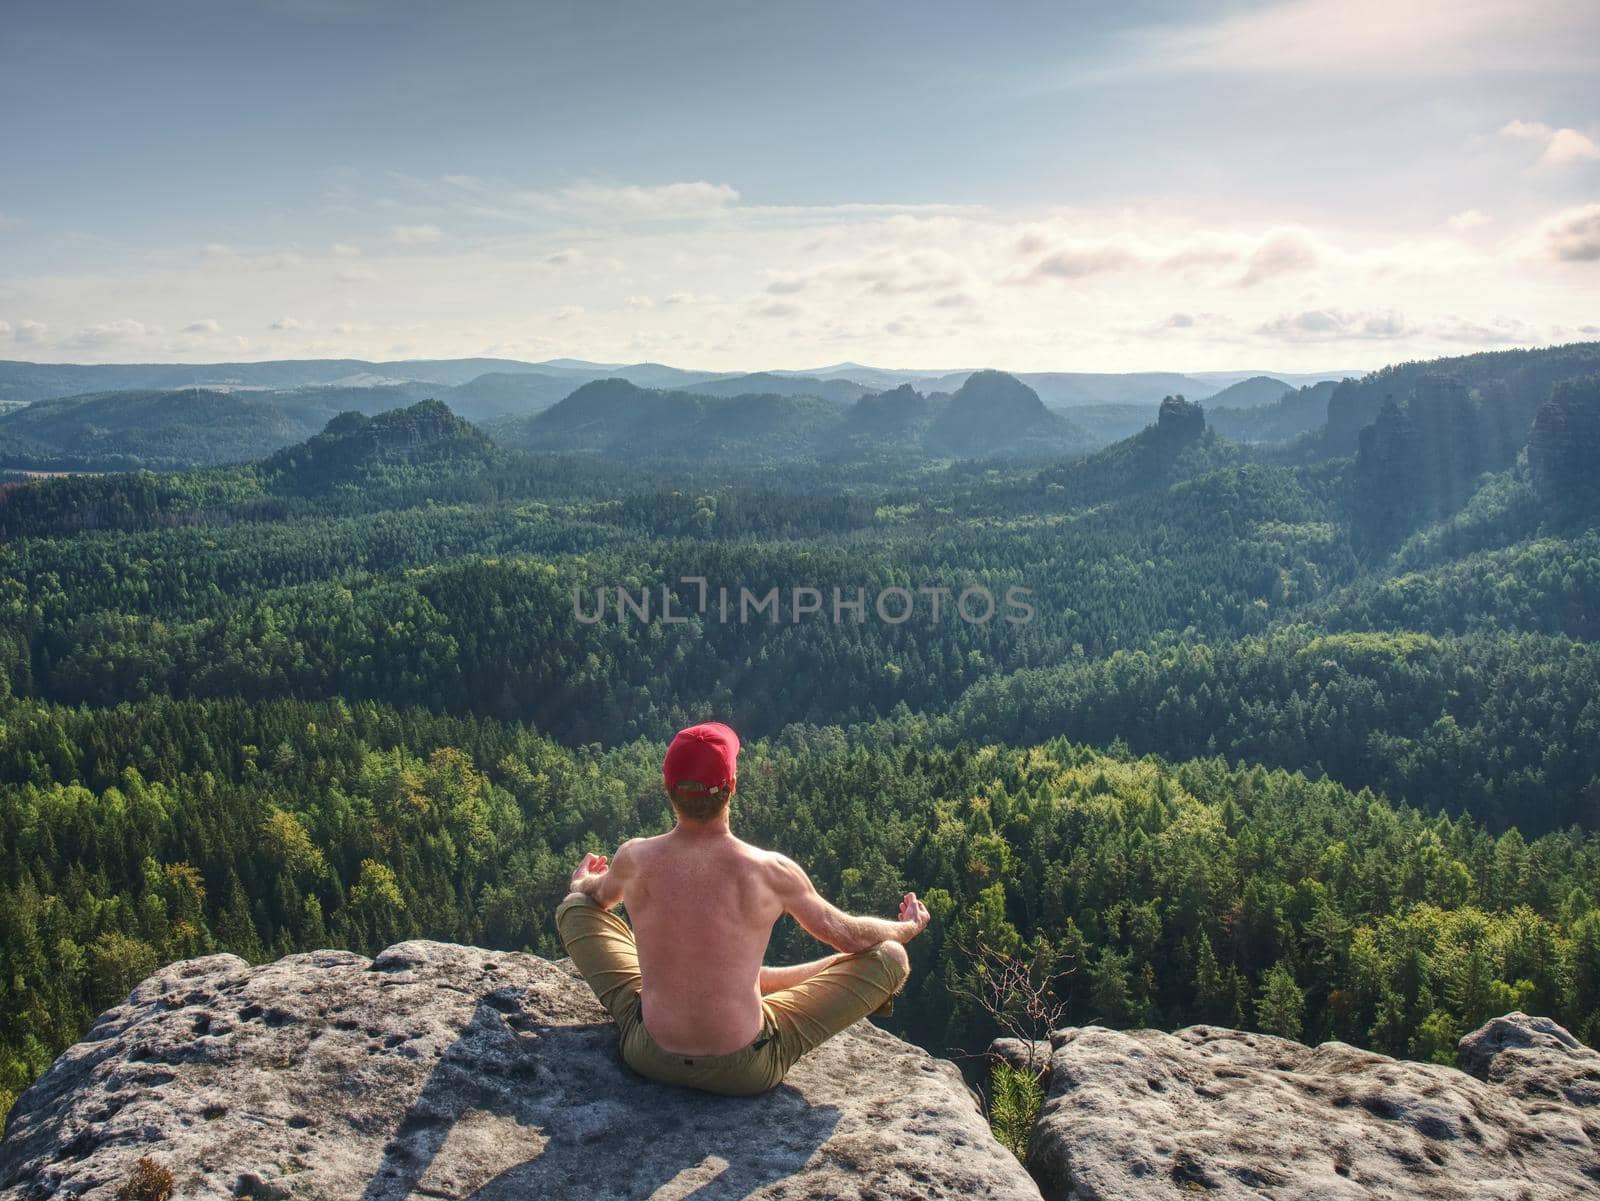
[1528,375,1600,508]
[1013,1014,1600,1200]
[1155,395,1205,440]
[0,941,1039,1201]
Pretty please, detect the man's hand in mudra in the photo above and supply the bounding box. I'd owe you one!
[897,891,931,938]
[570,851,609,895]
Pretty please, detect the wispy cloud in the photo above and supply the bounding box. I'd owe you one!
[1256,309,1409,342]
[1015,244,1137,283]
[1239,233,1318,287]
[531,181,739,220]
[1445,209,1492,232]
[389,223,443,245]
[1127,0,1597,77]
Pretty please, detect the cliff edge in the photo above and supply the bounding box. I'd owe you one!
[0,941,1038,1200]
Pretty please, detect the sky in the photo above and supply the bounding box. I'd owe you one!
[1,0,1596,373]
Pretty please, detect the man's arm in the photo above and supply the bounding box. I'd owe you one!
[758,954,851,994]
[567,839,638,910]
[769,854,930,953]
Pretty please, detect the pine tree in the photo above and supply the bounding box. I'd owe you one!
[1255,962,1305,1041]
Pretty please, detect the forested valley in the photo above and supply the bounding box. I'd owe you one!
[2,343,1599,1120]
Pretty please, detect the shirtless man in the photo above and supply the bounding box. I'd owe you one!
[555,721,931,1095]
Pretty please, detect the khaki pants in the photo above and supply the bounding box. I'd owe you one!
[555,893,907,1096]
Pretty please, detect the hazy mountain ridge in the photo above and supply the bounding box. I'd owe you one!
[1210,379,1342,444]
[1202,375,1293,410]
[495,370,1089,463]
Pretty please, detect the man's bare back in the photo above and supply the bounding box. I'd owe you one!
[568,823,929,1057]
[558,721,930,1091]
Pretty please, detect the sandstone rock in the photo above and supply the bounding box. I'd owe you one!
[0,941,1039,1201]
[1459,1010,1600,1110]
[1528,375,1600,507]
[1156,395,1205,440]
[1024,1021,1600,1200]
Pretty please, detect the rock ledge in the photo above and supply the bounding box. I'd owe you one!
[0,941,1039,1200]
[1015,1013,1600,1200]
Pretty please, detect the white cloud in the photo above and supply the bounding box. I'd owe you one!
[269,316,305,332]
[1446,209,1492,231]
[1501,119,1600,165]
[183,318,222,334]
[544,248,583,267]
[331,242,362,257]
[624,295,655,309]
[13,319,48,345]
[755,301,802,319]
[1540,204,1600,262]
[0,320,10,337]
[389,223,443,245]
[1239,233,1318,287]
[74,318,151,347]
[663,291,699,306]
[552,305,584,322]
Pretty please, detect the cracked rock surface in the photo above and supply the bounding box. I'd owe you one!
[1021,1013,1600,1200]
[0,941,1040,1200]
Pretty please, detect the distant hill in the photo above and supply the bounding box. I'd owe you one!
[444,371,585,420]
[497,379,846,461]
[259,400,499,495]
[0,388,339,470]
[0,384,433,469]
[1202,376,1292,410]
[843,384,937,443]
[1066,403,1163,447]
[494,371,1088,463]
[1211,380,1341,444]
[926,370,1087,455]
[527,359,730,390]
[692,373,871,403]
[0,357,555,403]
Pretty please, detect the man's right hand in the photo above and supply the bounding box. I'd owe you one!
[896,891,931,942]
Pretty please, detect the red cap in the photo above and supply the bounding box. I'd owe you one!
[663,722,740,793]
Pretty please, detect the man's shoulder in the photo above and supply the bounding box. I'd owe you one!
[740,843,805,891]
[734,838,784,867]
